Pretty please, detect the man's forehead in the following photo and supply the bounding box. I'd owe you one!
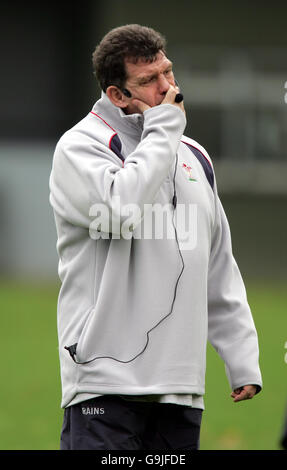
[125,52,172,80]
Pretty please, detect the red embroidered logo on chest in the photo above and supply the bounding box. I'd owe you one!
[182,163,197,182]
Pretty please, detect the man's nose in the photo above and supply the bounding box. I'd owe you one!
[158,74,171,94]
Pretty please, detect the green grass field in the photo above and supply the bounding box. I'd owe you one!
[0,279,286,450]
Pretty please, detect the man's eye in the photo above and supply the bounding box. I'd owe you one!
[141,77,155,85]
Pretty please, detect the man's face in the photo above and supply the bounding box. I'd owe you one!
[123,51,176,114]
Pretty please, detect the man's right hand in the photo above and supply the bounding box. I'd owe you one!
[161,84,185,115]
[132,84,185,115]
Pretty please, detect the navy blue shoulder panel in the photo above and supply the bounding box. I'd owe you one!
[110,134,125,164]
[182,142,214,190]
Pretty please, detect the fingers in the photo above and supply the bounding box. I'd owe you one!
[161,84,185,115]
[130,84,185,114]
[161,84,181,105]
[131,99,151,113]
[230,385,257,403]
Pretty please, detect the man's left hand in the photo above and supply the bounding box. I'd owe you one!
[230,385,257,403]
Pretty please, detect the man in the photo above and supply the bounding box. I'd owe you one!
[49,24,262,450]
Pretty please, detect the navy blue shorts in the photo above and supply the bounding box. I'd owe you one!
[60,395,203,450]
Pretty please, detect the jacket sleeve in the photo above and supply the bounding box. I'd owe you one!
[207,183,263,393]
[49,104,186,236]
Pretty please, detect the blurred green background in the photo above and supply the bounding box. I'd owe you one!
[1,0,286,450]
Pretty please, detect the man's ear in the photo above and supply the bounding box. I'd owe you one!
[106,86,128,109]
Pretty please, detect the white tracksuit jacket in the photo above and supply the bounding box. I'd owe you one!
[49,92,262,409]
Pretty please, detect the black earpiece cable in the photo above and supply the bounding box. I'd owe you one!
[65,153,185,365]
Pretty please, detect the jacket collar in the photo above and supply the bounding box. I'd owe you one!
[92,91,144,136]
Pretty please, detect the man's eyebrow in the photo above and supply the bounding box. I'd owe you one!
[137,73,157,83]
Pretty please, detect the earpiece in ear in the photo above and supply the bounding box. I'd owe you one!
[123,88,132,98]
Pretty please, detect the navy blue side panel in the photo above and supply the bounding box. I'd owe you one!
[183,142,214,190]
[110,134,125,163]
